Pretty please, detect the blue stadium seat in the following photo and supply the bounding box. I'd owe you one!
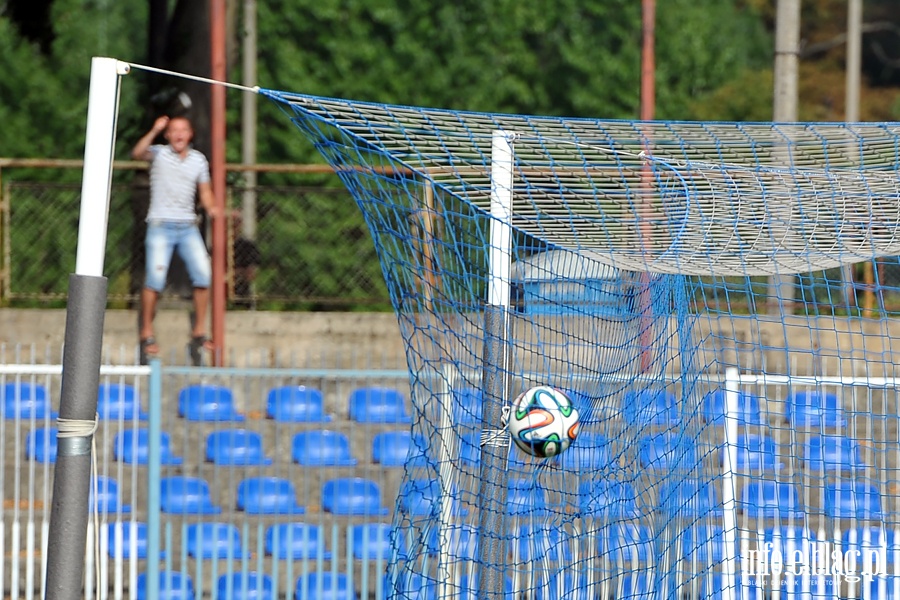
[803,435,865,473]
[740,480,804,519]
[136,571,194,600]
[237,477,305,515]
[621,389,678,426]
[265,523,331,560]
[292,430,357,467]
[699,575,760,600]
[842,527,898,564]
[453,387,483,424]
[26,427,57,463]
[578,480,639,519]
[779,575,838,599]
[512,524,573,562]
[159,476,221,515]
[266,385,331,422]
[728,433,783,472]
[206,428,272,466]
[186,522,246,559]
[659,479,721,517]
[217,573,274,600]
[297,572,357,600]
[348,386,412,423]
[92,476,131,514]
[507,478,549,517]
[97,383,147,420]
[758,526,816,562]
[786,390,846,427]
[372,431,430,467]
[399,479,467,517]
[639,432,698,471]
[459,575,514,600]
[107,521,161,559]
[177,384,244,422]
[535,573,594,600]
[701,389,764,425]
[600,523,653,563]
[824,481,882,520]
[321,477,389,516]
[430,524,479,561]
[557,434,612,471]
[350,523,395,560]
[618,574,652,599]
[384,573,435,600]
[2,381,55,419]
[459,433,481,466]
[869,577,900,599]
[114,428,183,465]
[679,525,728,564]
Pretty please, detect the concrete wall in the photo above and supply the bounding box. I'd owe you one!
[0,308,407,366]
[1,308,899,377]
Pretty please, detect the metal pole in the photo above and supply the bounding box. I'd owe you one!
[640,0,655,122]
[768,0,800,316]
[476,131,515,600]
[241,0,258,240]
[45,56,126,600]
[721,368,740,600]
[210,0,227,365]
[146,359,163,600]
[845,0,867,313]
[638,0,656,371]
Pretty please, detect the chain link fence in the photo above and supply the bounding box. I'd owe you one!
[3,160,900,315]
[0,161,390,310]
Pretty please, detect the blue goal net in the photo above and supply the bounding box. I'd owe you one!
[264,88,900,600]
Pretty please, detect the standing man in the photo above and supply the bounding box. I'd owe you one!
[132,115,219,363]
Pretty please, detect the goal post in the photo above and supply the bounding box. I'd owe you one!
[46,56,129,600]
[474,130,516,599]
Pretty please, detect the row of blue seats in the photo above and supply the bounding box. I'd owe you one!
[135,570,527,600]
[132,568,900,600]
[583,477,884,521]
[635,431,866,473]
[85,475,390,516]
[0,382,415,423]
[623,388,850,428]
[108,519,898,566]
[26,427,426,467]
[1,381,857,426]
[107,521,398,561]
[24,423,872,475]
[430,387,853,428]
[80,470,886,521]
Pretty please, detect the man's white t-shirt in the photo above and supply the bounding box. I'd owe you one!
[146,144,211,222]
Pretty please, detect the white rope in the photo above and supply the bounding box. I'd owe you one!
[125,62,260,94]
[57,415,101,596]
[480,405,511,448]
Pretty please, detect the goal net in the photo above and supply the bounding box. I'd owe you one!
[264,88,900,599]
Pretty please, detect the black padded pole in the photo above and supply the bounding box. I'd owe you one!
[476,306,511,599]
[45,274,108,600]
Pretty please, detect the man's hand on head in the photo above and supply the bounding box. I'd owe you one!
[153,115,170,133]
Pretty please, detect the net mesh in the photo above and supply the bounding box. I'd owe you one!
[263,88,900,599]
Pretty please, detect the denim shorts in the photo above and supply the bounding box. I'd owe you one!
[144,221,211,292]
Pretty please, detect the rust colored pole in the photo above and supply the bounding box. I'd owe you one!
[640,0,656,122]
[210,0,227,365]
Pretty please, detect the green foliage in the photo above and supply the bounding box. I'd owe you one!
[0,0,147,162]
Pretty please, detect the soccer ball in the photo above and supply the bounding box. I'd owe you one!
[507,386,580,458]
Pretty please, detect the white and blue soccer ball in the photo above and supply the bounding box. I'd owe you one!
[507,385,580,458]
